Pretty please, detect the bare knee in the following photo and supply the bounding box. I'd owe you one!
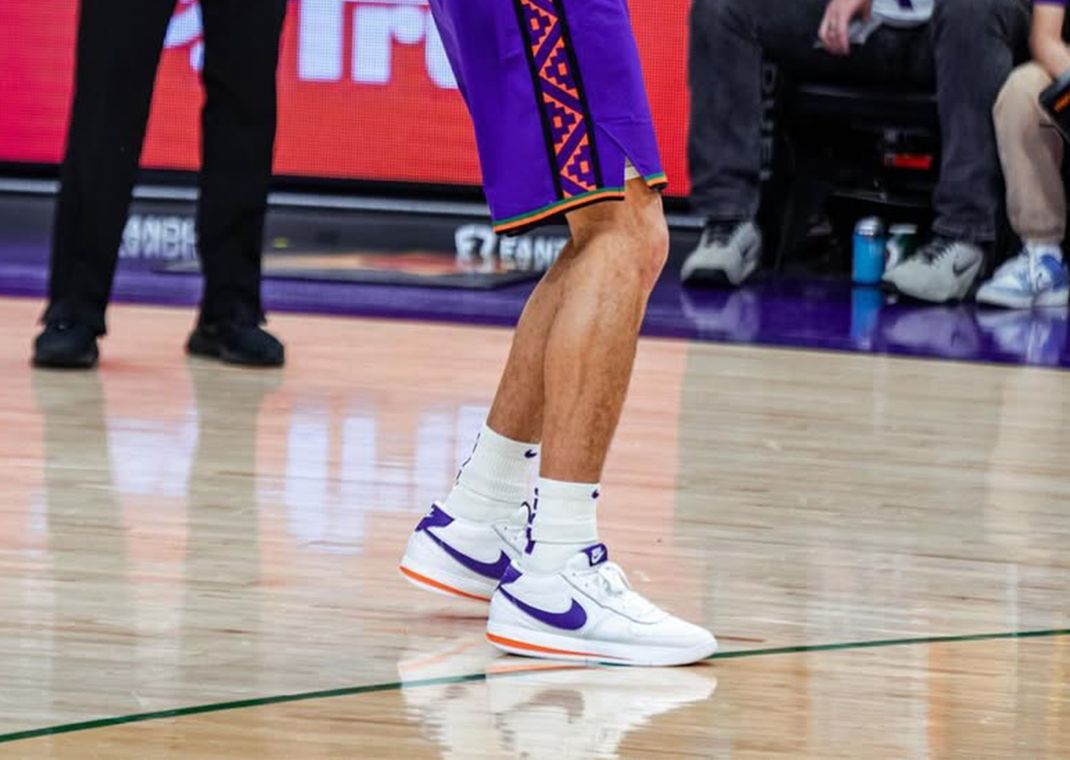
[566,184,669,292]
[635,209,670,294]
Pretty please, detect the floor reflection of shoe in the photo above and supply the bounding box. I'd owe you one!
[977,309,1068,365]
[398,636,503,715]
[401,649,717,760]
[400,503,527,602]
[486,544,717,666]
[679,287,761,341]
[878,305,982,359]
[485,662,717,759]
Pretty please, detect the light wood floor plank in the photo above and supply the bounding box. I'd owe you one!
[0,298,1065,757]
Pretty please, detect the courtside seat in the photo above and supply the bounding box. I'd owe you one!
[785,83,939,127]
[769,82,941,270]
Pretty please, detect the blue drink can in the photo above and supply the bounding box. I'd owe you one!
[852,217,886,285]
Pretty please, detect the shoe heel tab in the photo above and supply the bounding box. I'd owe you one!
[499,564,522,586]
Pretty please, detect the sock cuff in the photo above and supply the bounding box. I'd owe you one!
[537,477,600,503]
[457,424,538,499]
[443,424,538,523]
[477,424,539,459]
[1025,241,1064,259]
[529,478,599,544]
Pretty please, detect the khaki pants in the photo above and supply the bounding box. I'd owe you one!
[993,62,1067,243]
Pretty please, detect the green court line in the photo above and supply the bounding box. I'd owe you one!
[1,627,1066,745]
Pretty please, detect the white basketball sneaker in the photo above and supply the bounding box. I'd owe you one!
[680,220,763,287]
[400,503,526,603]
[486,544,717,666]
[976,248,1070,309]
[883,237,983,303]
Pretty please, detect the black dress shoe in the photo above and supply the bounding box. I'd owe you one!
[32,321,100,369]
[187,320,285,367]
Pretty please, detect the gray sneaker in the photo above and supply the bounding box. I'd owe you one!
[681,221,762,287]
[883,237,984,303]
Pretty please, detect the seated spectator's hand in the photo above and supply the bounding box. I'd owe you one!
[818,0,873,56]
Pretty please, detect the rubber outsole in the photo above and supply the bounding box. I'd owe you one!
[187,335,284,367]
[486,622,718,667]
[886,262,982,304]
[32,355,98,370]
[399,564,491,603]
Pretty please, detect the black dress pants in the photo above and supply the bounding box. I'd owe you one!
[46,0,288,333]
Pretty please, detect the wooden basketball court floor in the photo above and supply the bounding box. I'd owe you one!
[0,296,1066,759]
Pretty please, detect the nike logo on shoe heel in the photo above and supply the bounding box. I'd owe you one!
[416,504,513,580]
[423,530,512,580]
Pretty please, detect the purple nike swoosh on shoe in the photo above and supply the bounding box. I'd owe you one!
[498,584,589,631]
[416,504,512,580]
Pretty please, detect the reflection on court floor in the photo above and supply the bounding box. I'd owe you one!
[0,298,1066,758]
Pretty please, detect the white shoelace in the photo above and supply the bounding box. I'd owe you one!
[596,562,632,596]
[593,563,664,619]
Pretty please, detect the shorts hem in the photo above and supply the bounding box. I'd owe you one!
[492,173,668,235]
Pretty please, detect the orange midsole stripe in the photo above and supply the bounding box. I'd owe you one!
[399,566,490,602]
[486,632,625,660]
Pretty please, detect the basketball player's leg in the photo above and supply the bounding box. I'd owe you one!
[396,182,662,602]
[538,178,667,480]
[484,240,577,445]
[485,181,716,666]
[442,179,661,539]
[440,180,663,532]
[403,0,715,663]
[484,176,665,471]
[397,239,579,602]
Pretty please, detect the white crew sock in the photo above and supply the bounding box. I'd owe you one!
[1026,241,1064,262]
[523,477,600,574]
[442,424,538,523]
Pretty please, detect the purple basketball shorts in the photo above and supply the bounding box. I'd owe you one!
[428,0,667,235]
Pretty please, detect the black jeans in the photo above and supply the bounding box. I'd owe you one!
[46,0,288,333]
[688,0,1030,243]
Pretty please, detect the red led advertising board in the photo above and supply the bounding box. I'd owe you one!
[0,1,691,195]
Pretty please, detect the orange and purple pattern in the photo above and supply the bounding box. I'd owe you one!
[517,0,601,199]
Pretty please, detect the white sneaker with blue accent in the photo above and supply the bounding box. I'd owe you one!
[400,503,526,603]
[977,249,1070,309]
[486,544,718,666]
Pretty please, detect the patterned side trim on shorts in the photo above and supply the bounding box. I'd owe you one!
[514,0,603,201]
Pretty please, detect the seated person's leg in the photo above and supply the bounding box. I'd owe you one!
[885,0,1031,304]
[978,63,1070,309]
[684,0,830,287]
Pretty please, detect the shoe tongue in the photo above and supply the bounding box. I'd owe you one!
[578,543,609,569]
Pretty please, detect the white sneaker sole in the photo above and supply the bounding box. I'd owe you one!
[1036,289,1070,308]
[486,621,718,667]
[681,244,761,288]
[399,561,493,603]
[890,261,981,303]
